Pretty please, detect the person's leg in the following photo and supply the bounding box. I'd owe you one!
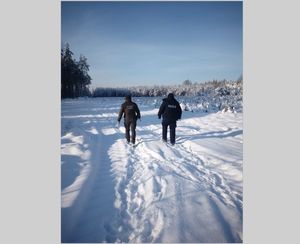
[170,122,176,145]
[130,120,137,144]
[124,120,130,143]
[162,122,168,142]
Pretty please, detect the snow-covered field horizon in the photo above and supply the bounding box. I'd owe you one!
[61,97,243,243]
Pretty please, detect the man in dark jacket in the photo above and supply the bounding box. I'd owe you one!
[158,93,182,145]
[118,95,141,144]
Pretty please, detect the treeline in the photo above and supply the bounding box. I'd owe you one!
[92,79,243,98]
[61,43,92,98]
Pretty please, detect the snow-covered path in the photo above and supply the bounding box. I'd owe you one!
[61,97,243,243]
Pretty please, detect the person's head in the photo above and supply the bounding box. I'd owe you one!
[125,95,132,102]
[167,93,174,99]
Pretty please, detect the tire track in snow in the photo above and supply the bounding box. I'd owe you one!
[62,128,120,243]
[61,131,99,242]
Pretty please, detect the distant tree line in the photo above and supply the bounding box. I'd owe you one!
[61,43,92,98]
[92,79,243,98]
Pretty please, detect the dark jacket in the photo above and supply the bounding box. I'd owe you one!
[158,97,182,123]
[118,101,141,122]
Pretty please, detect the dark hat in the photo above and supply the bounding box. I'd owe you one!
[167,93,174,99]
[125,95,132,101]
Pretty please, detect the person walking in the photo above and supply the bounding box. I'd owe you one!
[117,95,141,144]
[158,93,182,145]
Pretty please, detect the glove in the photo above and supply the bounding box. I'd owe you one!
[158,115,161,119]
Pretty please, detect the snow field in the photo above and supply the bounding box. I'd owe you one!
[61,97,243,243]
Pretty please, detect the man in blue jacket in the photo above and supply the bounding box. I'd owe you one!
[158,93,182,145]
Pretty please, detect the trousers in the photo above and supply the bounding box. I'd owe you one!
[124,119,137,143]
[162,121,177,144]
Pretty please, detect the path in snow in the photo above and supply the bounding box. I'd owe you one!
[61,97,243,243]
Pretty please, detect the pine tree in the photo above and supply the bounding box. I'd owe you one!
[61,43,92,98]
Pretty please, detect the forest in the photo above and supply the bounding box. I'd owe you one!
[61,43,92,98]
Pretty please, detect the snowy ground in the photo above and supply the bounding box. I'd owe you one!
[61,97,243,243]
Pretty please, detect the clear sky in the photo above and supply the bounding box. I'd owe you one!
[61,1,242,88]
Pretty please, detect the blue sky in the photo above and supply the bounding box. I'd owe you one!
[61,1,242,88]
